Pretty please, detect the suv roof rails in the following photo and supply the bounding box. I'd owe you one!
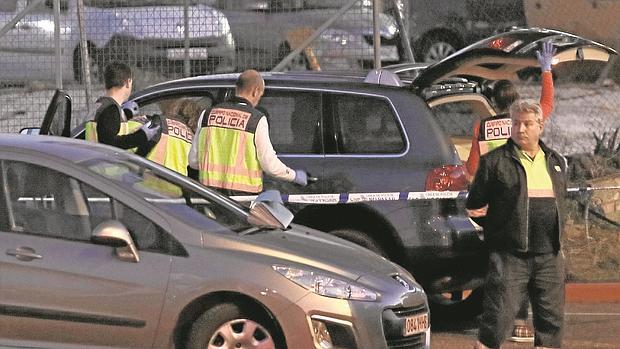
[364,69,404,87]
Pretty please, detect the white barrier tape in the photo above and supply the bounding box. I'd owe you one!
[231,190,468,204]
[230,186,619,204]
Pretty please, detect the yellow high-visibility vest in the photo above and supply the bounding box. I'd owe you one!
[197,103,263,193]
[128,116,193,175]
[478,114,511,155]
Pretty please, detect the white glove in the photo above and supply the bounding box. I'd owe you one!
[140,120,161,141]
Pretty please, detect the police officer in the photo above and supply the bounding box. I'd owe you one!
[124,100,194,176]
[85,62,160,154]
[188,69,308,195]
[465,41,556,180]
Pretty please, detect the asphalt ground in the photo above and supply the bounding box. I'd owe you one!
[431,284,620,349]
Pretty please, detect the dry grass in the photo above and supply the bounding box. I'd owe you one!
[563,219,620,282]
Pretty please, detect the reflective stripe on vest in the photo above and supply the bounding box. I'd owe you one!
[478,115,511,155]
[197,107,262,193]
[84,121,130,143]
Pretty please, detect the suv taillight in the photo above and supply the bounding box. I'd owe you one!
[425,165,469,191]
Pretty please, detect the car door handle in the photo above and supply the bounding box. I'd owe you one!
[6,247,42,261]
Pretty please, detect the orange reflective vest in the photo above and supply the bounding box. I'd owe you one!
[197,100,264,193]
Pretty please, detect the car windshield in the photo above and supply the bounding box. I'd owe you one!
[79,156,253,233]
[85,0,202,7]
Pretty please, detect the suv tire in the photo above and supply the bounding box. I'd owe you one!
[330,228,387,257]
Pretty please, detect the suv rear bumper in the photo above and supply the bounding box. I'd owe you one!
[400,215,487,294]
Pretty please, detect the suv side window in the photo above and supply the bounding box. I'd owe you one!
[331,94,404,154]
[258,90,322,154]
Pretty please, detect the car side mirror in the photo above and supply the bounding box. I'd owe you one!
[19,127,40,135]
[247,190,294,229]
[91,220,140,263]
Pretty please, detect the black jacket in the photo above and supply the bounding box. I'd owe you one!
[466,138,567,253]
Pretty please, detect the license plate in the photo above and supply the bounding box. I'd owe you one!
[166,47,208,60]
[380,45,399,61]
[403,313,429,336]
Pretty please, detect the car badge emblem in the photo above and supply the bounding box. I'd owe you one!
[394,275,411,290]
[176,23,185,35]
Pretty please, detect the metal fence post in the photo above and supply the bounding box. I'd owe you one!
[53,0,62,89]
[76,0,92,114]
[373,0,382,69]
[392,0,414,62]
[183,0,190,77]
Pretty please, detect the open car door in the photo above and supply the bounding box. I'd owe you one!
[40,89,72,137]
[410,27,618,89]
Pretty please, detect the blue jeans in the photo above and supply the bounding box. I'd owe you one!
[478,251,565,348]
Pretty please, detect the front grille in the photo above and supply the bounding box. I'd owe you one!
[386,334,426,349]
[392,304,426,317]
[383,305,429,349]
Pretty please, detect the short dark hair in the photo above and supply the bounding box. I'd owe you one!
[104,61,132,90]
[493,80,520,112]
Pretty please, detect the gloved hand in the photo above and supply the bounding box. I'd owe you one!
[536,41,556,72]
[122,100,140,119]
[293,169,308,186]
[140,120,161,142]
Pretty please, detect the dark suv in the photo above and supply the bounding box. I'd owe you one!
[40,28,616,318]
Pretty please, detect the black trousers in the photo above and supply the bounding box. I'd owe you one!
[478,251,565,348]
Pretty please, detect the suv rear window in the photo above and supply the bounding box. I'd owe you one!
[332,94,404,154]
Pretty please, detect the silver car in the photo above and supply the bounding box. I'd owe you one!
[0,134,430,348]
[212,0,400,71]
[0,0,236,83]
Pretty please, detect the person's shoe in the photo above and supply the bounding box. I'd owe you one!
[508,324,534,342]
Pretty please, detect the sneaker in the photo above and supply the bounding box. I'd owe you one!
[508,324,534,342]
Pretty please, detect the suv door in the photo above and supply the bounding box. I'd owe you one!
[257,88,325,196]
[321,92,410,194]
[0,159,171,347]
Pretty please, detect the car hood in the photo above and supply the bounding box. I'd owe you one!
[117,4,231,40]
[412,27,618,89]
[216,224,400,282]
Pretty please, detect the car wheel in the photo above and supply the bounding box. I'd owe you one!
[419,33,459,63]
[186,302,278,349]
[275,42,309,71]
[329,228,387,257]
[428,287,483,321]
[73,45,103,84]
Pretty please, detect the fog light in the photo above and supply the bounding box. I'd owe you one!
[311,319,333,349]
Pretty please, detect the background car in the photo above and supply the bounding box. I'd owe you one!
[386,0,526,62]
[0,0,235,83]
[210,0,401,71]
[0,134,430,349]
[37,28,617,321]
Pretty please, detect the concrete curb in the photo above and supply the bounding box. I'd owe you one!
[566,283,620,303]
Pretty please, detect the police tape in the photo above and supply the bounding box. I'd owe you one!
[230,185,620,204]
[232,190,464,204]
